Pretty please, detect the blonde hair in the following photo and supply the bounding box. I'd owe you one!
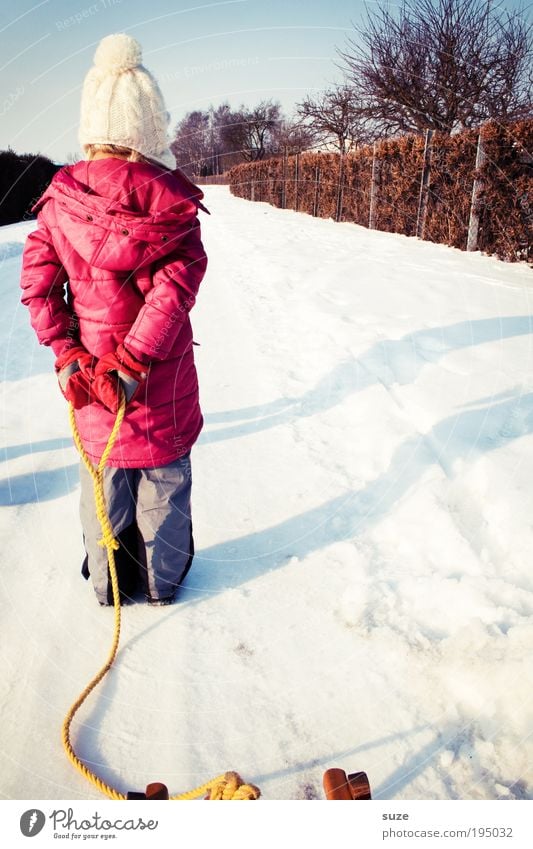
[84,143,149,163]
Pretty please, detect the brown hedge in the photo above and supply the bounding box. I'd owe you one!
[227,120,532,263]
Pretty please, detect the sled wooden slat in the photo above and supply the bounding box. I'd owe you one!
[127,782,169,800]
[323,768,372,800]
[347,771,372,800]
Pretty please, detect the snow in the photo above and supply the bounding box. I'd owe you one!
[1,186,533,801]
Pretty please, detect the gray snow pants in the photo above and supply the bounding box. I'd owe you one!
[79,453,193,604]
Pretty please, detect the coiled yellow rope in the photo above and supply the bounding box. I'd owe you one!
[63,397,260,801]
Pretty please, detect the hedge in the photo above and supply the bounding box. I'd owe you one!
[228,120,533,263]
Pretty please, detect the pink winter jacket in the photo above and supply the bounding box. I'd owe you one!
[20,158,208,467]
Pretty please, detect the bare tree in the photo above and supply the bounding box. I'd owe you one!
[296,85,370,153]
[221,100,282,161]
[171,110,211,176]
[270,116,315,155]
[171,104,250,175]
[208,102,233,174]
[171,100,290,173]
[338,0,532,136]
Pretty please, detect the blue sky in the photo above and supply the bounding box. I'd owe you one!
[0,0,529,163]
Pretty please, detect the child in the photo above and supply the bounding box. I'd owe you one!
[20,33,208,606]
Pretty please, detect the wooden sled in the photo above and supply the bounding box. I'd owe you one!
[125,771,371,800]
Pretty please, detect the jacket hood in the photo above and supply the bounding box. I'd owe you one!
[32,160,209,272]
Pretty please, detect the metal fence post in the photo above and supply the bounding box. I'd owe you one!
[336,153,345,222]
[467,126,487,251]
[281,147,287,209]
[416,129,434,239]
[313,162,320,217]
[369,142,378,229]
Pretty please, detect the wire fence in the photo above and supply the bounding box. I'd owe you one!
[194,174,229,185]
[227,120,533,263]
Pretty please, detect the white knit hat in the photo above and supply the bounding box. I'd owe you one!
[78,33,175,170]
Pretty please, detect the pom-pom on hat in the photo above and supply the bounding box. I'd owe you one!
[78,33,175,170]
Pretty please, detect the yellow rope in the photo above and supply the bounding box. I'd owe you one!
[63,397,260,801]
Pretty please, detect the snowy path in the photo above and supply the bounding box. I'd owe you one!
[1,187,533,800]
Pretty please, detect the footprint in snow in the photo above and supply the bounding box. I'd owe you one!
[234,642,254,659]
